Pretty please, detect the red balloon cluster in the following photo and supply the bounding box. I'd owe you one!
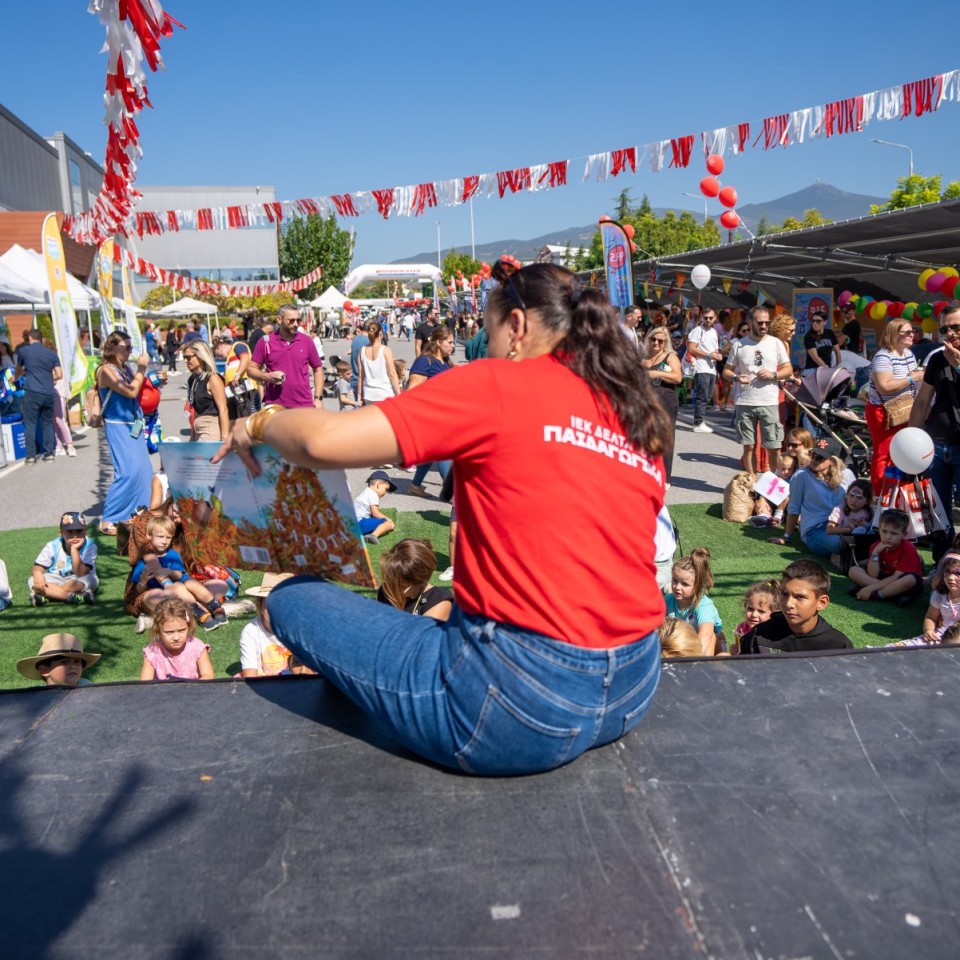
[699,154,741,230]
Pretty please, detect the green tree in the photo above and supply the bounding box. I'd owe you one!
[756,215,771,236]
[279,214,352,300]
[942,180,960,200]
[637,194,653,217]
[613,189,633,221]
[441,250,481,282]
[870,174,944,213]
[777,209,833,232]
[349,280,394,299]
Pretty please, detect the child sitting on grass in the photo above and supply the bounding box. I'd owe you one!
[131,515,227,631]
[740,559,852,654]
[240,572,294,676]
[140,597,215,681]
[848,508,924,607]
[664,547,725,655]
[16,633,100,686]
[748,454,798,528]
[354,470,397,545]
[658,618,702,658]
[732,580,780,654]
[29,512,98,606]
[376,538,453,621]
[890,552,960,647]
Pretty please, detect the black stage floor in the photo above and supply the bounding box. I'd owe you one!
[1,647,957,959]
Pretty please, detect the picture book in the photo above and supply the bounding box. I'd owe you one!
[159,441,376,587]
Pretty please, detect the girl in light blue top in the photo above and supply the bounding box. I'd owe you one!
[664,546,725,656]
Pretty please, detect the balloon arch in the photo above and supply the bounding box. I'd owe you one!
[343,264,445,297]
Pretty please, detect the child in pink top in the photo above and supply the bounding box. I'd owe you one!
[140,597,214,681]
[732,580,780,655]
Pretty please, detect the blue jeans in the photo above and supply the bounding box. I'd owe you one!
[927,442,960,528]
[802,521,840,557]
[267,578,661,776]
[21,390,54,457]
[692,372,715,425]
[412,458,452,487]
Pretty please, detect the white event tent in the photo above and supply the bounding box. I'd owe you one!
[309,286,348,310]
[0,244,101,311]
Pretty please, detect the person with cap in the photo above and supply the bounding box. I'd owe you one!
[17,634,100,686]
[14,327,62,463]
[353,470,397,545]
[240,572,295,677]
[768,437,852,556]
[29,512,98,606]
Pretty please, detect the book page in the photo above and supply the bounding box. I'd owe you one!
[160,441,376,587]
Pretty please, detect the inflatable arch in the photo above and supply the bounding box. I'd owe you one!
[343,263,444,296]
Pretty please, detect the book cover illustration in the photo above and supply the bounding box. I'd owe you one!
[160,441,375,587]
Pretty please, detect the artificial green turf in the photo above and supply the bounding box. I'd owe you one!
[0,507,452,690]
[0,502,926,690]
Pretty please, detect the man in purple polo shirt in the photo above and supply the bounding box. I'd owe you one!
[248,304,324,409]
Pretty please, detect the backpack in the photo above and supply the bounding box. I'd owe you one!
[84,387,103,428]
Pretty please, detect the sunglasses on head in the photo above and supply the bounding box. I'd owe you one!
[491,259,526,311]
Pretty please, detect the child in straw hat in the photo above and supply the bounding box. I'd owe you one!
[17,634,100,686]
[240,572,296,677]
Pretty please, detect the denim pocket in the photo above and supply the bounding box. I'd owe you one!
[455,684,581,776]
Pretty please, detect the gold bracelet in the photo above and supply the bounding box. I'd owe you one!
[244,404,284,442]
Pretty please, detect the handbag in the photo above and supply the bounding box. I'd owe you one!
[883,391,914,428]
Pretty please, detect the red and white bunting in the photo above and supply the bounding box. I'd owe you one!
[112,244,322,298]
[63,8,960,245]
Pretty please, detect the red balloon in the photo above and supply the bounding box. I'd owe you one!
[706,154,725,176]
[933,300,948,316]
[699,176,720,199]
[630,241,637,253]
[343,300,353,310]
[718,186,738,208]
[623,223,635,239]
[887,301,904,318]
[720,210,740,229]
[943,276,960,297]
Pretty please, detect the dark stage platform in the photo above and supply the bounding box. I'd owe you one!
[1,648,957,959]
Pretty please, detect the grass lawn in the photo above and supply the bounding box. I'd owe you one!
[0,503,926,690]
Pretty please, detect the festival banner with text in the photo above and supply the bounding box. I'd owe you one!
[599,219,635,310]
[41,215,85,396]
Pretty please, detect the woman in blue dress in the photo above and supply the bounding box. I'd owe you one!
[95,332,153,535]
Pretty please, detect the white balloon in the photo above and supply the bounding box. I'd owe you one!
[691,264,711,290]
[889,427,934,475]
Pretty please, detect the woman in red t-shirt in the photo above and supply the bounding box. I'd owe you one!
[214,263,671,775]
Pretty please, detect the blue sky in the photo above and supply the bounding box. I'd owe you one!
[3,1,959,265]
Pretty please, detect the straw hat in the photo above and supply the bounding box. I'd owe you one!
[244,571,294,598]
[17,634,101,680]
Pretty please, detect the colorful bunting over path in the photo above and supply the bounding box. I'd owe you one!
[62,6,960,246]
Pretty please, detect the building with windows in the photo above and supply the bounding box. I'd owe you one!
[134,185,280,288]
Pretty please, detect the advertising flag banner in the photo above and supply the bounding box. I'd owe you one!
[41,214,85,396]
[98,239,116,338]
[598,219,634,310]
[120,260,145,356]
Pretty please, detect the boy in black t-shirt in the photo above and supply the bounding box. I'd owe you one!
[740,559,852,654]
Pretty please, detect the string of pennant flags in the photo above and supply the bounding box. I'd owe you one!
[64,5,960,249]
[110,243,322,298]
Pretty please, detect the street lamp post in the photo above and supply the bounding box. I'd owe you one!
[871,139,914,178]
[435,220,441,270]
[681,192,708,224]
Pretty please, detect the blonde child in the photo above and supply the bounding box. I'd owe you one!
[335,361,360,410]
[658,618,702,658]
[664,547,725,655]
[749,454,799,527]
[131,515,227,630]
[891,552,960,647]
[732,580,780,655]
[140,597,214,681]
[394,358,409,390]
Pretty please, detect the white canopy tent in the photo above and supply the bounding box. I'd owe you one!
[157,296,219,340]
[0,260,45,304]
[309,286,348,310]
[0,245,101,311]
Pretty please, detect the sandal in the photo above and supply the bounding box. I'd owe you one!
[99,521,118,536]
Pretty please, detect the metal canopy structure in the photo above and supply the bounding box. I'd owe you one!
[634,198,960,309]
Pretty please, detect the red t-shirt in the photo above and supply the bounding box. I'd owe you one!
[869,538,923,577]
[379,355,665,648]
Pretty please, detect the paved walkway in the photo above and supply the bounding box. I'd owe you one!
[0,336,743,531]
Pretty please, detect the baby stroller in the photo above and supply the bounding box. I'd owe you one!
[784,367,871,477]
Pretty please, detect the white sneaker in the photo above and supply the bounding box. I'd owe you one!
[55,447,66,456]
[135,614,154,634]
[692,423,714,433]
[438,566,454,582]
[65,446,77,457]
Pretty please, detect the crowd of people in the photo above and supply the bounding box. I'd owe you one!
[5,277,960,777]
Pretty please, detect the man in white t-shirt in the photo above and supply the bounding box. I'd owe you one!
[723,306,792,473]
[686,308,723,432]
